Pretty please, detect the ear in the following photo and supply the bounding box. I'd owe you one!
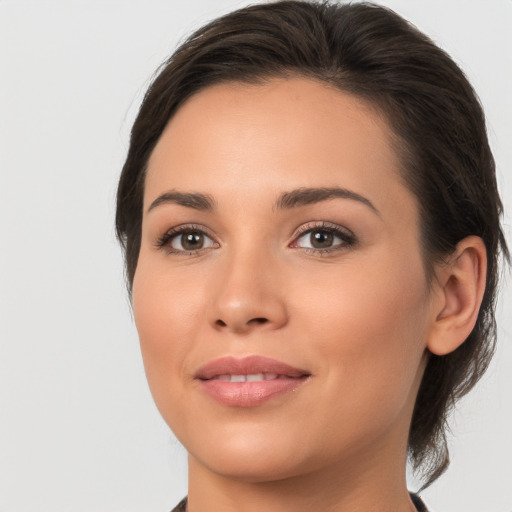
[427,236,487,356]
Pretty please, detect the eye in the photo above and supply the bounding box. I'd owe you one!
[292,222,356,253]
[171,230,215,251]
[156,225,218,254]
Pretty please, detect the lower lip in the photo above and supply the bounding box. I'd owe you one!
[199,377,309,407]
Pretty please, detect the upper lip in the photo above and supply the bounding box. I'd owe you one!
[195,355,310,380]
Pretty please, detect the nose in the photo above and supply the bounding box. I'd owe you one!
[208,248,288,335]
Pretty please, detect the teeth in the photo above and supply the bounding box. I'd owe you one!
[246,373,264,382]
[212,373,282,382]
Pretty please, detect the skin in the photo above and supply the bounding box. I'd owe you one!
[132,77,486,512]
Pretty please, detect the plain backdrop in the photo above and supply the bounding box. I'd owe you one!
[0,1,510,511]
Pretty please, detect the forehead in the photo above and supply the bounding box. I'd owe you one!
[144,77,412,220]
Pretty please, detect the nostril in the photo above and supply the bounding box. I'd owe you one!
[213,317,270,330]
[250,317,269,325]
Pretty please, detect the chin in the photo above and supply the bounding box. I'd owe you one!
[198,452,309,484]
[185,424,314,484]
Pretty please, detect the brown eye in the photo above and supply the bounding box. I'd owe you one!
[180,231,204,250]
[293,224,355,252]
[310,230,334,248]
[169,230,216,252]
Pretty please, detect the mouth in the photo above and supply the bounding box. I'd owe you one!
[195,355,311,407]
[207,373,295,382]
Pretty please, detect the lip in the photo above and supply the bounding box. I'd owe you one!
[195,355,311,407]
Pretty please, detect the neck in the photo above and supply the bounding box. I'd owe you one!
[186,435,416,512]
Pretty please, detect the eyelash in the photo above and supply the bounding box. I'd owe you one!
[291,221,357,254]
[155,224,219,256]
[155,221,356,256]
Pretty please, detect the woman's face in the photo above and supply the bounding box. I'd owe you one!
[133,78,437,482]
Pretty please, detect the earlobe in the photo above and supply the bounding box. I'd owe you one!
[427,236,487,356]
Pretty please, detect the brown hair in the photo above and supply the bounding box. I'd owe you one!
[116,0,509,488]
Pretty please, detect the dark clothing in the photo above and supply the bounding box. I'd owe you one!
[171,493,429,511]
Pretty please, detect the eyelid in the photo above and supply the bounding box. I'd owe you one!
[289,221,357,252]
[154,220,355,255]
[155,223,219,254]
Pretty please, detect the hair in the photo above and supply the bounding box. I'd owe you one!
[116,0,509,488]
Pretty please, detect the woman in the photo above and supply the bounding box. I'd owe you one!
[115,1,509,511]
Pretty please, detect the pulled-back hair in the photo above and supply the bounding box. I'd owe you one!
[116,0,509,488]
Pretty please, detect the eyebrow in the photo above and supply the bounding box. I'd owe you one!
[147,191,215,213]
[275,187,380,215]
[147,186,379,216]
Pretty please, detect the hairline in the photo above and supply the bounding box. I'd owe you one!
[134,71,440,288]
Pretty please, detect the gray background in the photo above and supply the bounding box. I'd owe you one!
[0,1,510,511]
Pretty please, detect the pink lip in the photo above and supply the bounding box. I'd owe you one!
[195,355,311,407]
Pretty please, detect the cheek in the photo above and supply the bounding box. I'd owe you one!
[131,252,208,412]
[291,251,430,408]
[133,247,211,339]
